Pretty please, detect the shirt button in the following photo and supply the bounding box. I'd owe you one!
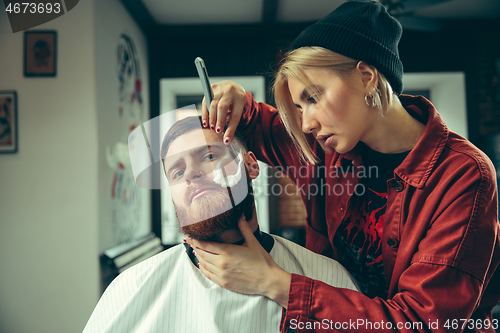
[387,237,399,248]
[340,207,344,212]
[392,180,404,192]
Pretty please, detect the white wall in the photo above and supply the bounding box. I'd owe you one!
[403,72,468,139]
[0,1,99,332]
[0,0,150,332]
[95,0,151,254]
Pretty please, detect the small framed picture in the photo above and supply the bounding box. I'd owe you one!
[24,30,57,77]
[0,91,18,154]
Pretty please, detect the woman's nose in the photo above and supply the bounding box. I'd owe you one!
[301,106,319,134]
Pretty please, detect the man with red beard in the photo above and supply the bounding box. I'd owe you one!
[162,116,256,244]
[83,116,358,333]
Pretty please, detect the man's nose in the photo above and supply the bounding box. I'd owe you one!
[301,106,319,134]
[184,167,203,185]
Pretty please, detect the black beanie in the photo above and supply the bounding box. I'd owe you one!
[289,1,404,95]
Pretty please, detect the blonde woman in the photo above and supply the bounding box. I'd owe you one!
[189,1,500,332]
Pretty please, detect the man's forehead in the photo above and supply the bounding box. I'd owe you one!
[166,128,223,159]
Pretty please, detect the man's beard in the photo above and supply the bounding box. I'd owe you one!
[174,170,254,241]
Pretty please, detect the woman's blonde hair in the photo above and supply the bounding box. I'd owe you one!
[272,46,396,164]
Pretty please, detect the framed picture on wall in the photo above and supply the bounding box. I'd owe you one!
[0,91,18,154]
[24,30,57,77]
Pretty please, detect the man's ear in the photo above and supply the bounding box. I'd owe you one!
[355,61,378,91]
[243,151,259,179]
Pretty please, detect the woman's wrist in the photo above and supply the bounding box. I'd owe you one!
[264,266,292,308]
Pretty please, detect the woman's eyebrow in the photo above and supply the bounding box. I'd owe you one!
[300,85,322,100]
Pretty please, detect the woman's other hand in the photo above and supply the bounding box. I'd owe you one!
[187,218,292,308]
[201,80,247,145]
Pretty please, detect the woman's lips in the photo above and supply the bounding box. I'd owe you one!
[317,134,334,146]
[324,134,334,147]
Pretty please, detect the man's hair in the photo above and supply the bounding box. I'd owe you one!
[160,116,248,160]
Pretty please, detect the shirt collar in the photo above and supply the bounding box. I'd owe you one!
[394,95,449,188]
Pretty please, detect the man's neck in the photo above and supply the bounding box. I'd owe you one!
[211,206,259,244]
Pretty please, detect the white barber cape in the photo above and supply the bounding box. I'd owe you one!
[83,234,358,333]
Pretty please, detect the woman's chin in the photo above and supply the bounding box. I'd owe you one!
[328,142,355,155]
[318,137,355,155]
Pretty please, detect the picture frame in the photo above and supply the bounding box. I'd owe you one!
[0,91,18,154]
[24,30,57,77]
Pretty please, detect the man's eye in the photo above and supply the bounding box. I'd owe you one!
[203,153,217,161]
[172,170,184,179]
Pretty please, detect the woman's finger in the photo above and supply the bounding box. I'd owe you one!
[193,245,224,268]
[223,82,246,143]
[197,259,220,283]
[208,89,220,131]
[223,116,237,144]
[198,263,237,291]
[223,93,245,144]
[200,97,209,128]
[195,251,220,272]
[188,237,225,256]
[215,94,231,135]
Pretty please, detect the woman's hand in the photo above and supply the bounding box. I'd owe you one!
[187,218,292,308]
[201,80,247,145]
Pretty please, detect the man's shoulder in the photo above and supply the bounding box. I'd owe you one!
[108,244,186,288]
[127,243,184,270]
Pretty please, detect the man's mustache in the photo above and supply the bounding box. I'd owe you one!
[185,180,226,203]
